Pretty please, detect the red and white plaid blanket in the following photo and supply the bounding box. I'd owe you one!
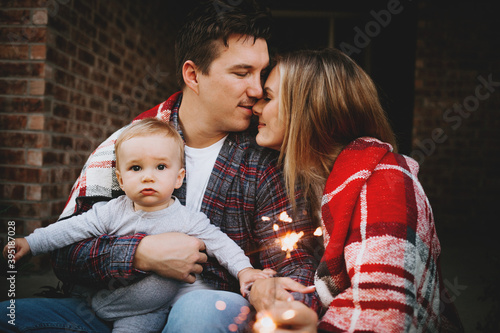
[59,92,181,220]
[315,137,462,332]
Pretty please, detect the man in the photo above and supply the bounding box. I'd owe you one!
[0,1,319,332]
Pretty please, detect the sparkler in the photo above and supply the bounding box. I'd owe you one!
[254,213,321,332]
[279,231,304,258]
[264,212,323,259]
[253,312,277,333]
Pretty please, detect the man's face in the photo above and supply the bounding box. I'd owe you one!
[197,34,269,134]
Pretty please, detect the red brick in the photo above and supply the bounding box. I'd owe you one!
[27,149,42,166]
[0,44,29,59]
[52,85,69,102]
[77,47,95,66]
[0,184,24,200]
[29,79,45,95]
[0,9,30,25]
[0,62,45,77]
[0,166,47,183]
[3,0,49,8]
[0,97,45,113]
[0,114,27,130]
[0,80,28,95]
[51,135,73,150]
[47,117,67,133]
[71,58,90,77]
[53,103,73,118]
[0,132,49,148]
[26,185,42,201]
[42,151,65,165]
[32,9,48,25]
[27,114,44,130]
[30,44,46,59]
[0,148,25,165]
[47,48,70,68]
[69,92,87,107]
[0,27,46,43]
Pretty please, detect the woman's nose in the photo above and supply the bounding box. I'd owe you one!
[253,99,263,116]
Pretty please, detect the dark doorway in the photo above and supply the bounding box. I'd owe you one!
[267,0,418,154]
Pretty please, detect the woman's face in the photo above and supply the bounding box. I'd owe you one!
[253,67,285,151]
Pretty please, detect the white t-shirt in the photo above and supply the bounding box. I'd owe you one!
[180,135,228,300]
[184,135,227,212]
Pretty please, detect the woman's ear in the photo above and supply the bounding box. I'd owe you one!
[182,60,200,95]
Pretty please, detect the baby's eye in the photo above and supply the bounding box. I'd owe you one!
[157,164,166,170]
[131,165,141,171]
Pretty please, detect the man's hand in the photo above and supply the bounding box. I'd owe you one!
[248,277,316,312]
[133,232,207,283]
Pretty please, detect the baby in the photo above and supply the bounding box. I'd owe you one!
[3,118,274,332]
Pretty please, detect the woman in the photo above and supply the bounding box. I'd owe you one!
[250,49,462,332]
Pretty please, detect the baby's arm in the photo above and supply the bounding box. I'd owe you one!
[2,238,30,262]
[182,208,276,295]
[238,267,275,297]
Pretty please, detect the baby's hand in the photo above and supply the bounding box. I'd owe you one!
[2,238,31,262]
[238,268,276,297]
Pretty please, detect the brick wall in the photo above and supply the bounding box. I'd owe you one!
[2,0,499,270]
[0,0,178,268]
[412,1,500,236]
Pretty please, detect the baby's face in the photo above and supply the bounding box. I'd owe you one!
[115,135,185,212]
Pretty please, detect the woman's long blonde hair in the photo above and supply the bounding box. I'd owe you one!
[277,48,397,216]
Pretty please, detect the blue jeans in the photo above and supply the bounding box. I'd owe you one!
[0,290,253,332]
[0,297,111,332]
[163,290,253,333]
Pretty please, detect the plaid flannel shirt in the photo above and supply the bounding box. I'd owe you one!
[52,92,321,309]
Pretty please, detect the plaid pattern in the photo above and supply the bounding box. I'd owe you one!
[53,92,320,309]
[315,137,462,332]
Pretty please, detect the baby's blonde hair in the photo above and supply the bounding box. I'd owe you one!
[115,118,184,169]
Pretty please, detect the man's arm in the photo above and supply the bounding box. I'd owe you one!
[51,233,148,289]
[52,232,207,289]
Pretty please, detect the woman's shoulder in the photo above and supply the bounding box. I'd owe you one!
[337,137,419,175]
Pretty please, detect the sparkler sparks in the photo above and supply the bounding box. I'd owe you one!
[253,313,277,333]
[278,211,293,223]
[279,231,304,258]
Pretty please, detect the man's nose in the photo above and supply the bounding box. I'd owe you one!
[247,75,263,99]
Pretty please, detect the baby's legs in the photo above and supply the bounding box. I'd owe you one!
[92,274,182,320]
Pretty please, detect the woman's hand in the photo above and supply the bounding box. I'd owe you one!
[248,277,315,312]
[254,300,318,333]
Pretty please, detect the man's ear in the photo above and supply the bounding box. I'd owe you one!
[175,168,186,189]
[182,60,200,95]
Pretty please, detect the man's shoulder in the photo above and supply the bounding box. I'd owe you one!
[229,131,280,167]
